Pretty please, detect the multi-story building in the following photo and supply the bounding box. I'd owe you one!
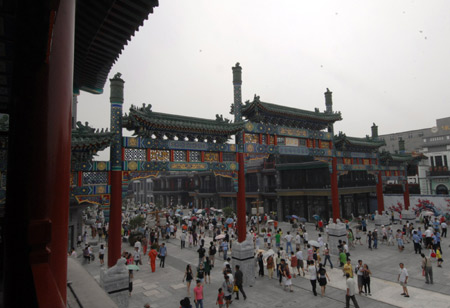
[379,117,450,195]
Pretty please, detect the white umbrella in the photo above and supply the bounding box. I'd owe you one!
[196,209,203,214]
[175,213,181,217]
[267,219,274,223]
[263,249,275,258]
[182,216,190,220]
[215,234,226,240]
[308,240,320,248]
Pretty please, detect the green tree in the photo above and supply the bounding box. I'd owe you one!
[129,215,145,230]
[222,206,234,218]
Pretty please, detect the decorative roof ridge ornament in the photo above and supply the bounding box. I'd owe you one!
[253,94,260,103]
[215,114,231,123]
[111,72,123,81]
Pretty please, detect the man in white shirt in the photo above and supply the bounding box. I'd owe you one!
[343,241,349,258]
[134,238,142,253]
[345,273,360,308]
[285,232,293,254]
[295,248,305,276]
[303,232,309,249]
[441,221,448,238]
[397,263,409,298]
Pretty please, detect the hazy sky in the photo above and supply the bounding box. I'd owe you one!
[77,1,450,159]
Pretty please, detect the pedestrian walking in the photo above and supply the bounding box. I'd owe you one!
[209,242,216,267]
[257,252,264,277]
[317,263,330,296]
[148,245,158,272]
[99,244,105,265]
[367,231,373,250]
[193,280,204,308]
[204,257,212,284]
[295,248,305,276]
[308,260,318,296]
[222,275,233,308]
[159,243,167,268]
[343,259,353,278]
[234,265,247,300]
[267,253,275,279]
[398,263,410,298]
[355,260,364,294]
[221,240,229,261]
[436,248,443,267]
[282,259,293,292]
[345,273,360,308]
[197,245,206,267]
[285,231,293,254]
[216,288,225,308]
[396,229,405,252]
[441,221,447,238]
[362,264,372,296]
[289,251,297,278]
[413,231,422,254]
[183,264,194,297]
[421,253,433,284]
[181,231,186,249]
[322,244,333,269]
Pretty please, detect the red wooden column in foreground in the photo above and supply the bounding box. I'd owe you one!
[403,180,410,210]
[108,74,125,267]
[237,152,246,242]
[330,157,340,221]
[4,0,75,306]
[377,172,385,213]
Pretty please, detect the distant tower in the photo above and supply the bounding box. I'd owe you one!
[371,123,378,139]
[232,63,243,144]
[232,63,243,123]
[324,88,334,134]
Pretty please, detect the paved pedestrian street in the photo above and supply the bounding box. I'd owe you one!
[73,220,450,308]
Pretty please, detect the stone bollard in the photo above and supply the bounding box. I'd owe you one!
[374,210,391,227]
[231,233,255,287]
[100,257,130,308]
[327,219,347,256]
[401,210,416,221]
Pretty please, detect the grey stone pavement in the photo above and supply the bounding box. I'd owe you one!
[70,219,450,308]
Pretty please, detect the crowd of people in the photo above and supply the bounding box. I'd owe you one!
[73,204,448,307]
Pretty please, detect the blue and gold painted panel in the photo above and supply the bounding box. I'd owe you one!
[336,164,376,171]
[72,161,110,172]
[71,185,110,196]
[123,161,239,172]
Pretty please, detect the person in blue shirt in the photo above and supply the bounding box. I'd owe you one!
[159,243,167,268]
[412,231,422,254]
[432,232,441,252]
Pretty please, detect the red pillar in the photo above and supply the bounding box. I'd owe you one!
[4,0,74,306]
[109,171,123,266]
[331,157,340,221]
[377,172,385,213]
[237,152,246,242]
[403,180,410,210]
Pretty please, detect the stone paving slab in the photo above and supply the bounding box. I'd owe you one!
[75,219,450,308]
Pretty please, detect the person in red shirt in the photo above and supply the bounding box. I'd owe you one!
[194,280,204,308]
[216,287,225,308]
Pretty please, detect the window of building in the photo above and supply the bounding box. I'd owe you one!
[435,156,443,167]
[418,132,424,137]
[390,135,395,141]
[408,132,413,139]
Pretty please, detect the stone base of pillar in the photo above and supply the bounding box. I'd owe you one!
[327,220,347,256]
[401,210,415,221]
[374,211,391,226]
[231,233,255,287]
[374,215,391,227]
[100,258,130,308]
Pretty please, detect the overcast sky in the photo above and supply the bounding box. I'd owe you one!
[77,1,450,159]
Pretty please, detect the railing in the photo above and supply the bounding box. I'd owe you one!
[428,166,450,176]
